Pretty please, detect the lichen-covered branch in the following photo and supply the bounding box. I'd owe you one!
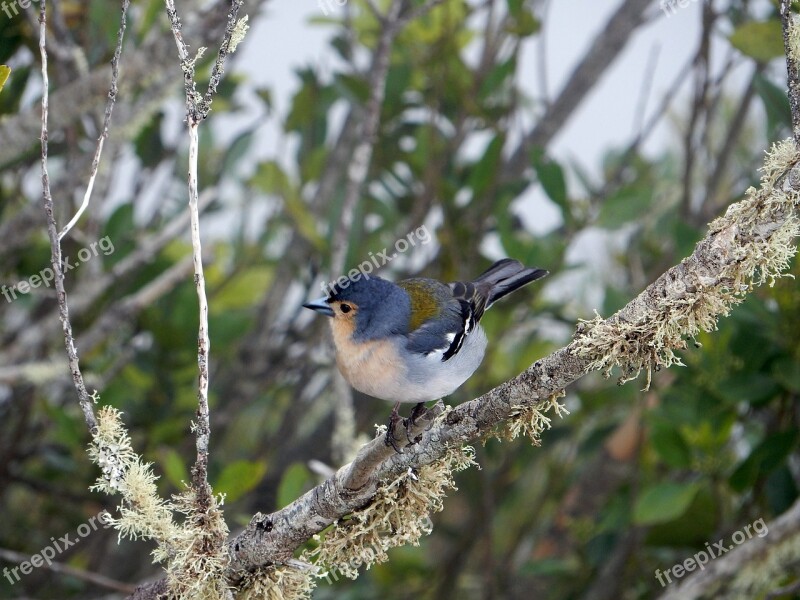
[781,1,800,144]
[223,141,799,587]
[657,497,800,600]
[164,0,247,123]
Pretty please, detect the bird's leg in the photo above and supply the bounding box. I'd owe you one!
[403,401,427,443]
[384,402,403,453]
[408,401,426,426]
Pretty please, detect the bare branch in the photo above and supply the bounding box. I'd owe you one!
[38,0,97,435]
[58,0,130,241]
[505,0,651,178]
[186,120,213,503]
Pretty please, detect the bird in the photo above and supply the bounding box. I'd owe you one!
[303,258,548,450]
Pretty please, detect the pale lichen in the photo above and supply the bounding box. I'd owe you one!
[571,139,800,389]
[236,565,315,600]
[304,443,477,581]
[788,12,800,66]
[166,490,230,600]
[710,531,800,598]
[88,406,180,558]
[503,389,569,445]
[88,405,230,599]
[228,16,250,53]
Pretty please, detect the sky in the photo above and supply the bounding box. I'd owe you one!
[235,0,716,174]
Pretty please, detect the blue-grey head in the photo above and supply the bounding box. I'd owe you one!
[303,275,411,340]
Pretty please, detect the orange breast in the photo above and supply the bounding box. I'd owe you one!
[329,318,402,400]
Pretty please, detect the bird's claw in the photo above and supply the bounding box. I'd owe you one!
[384,403,404,453]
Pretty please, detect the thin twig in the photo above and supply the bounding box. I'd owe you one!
[330,0,403,276]
[164,0,244,123]
[38,0,97,435]
[203,0,244,110]
[632,44,659,137]
[186,120,212,502]
[0,547,136,594]
[781,0,800,144]
[536,0,551,109]
[58,0,130,241]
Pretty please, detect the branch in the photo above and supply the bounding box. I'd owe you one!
[225,144,800,575]
[186,119,213,504]
[57,0,129,241]
[38,0,97,435]
[781,1,800,144]
[505,0,651,178]
[656,497,800,599]
[164,0,245,123]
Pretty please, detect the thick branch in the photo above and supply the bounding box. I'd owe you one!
[223,156,800,576]
[657,497,800,599]
[505,0,651,178]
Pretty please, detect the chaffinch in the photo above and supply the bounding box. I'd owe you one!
[304,258,548,448]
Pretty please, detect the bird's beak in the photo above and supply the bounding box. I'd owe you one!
[303,297,334,317]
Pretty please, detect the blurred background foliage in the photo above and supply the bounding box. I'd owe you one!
[0,0,798,598]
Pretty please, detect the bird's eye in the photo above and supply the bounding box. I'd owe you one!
[340,303,352,314]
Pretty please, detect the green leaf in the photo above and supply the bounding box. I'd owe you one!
[506,0,523,17]
[277,463,312,509]
[213,266,273,310]
[215,460,268,503]
[646,485,717,545]
[651,425,692,469]
[222,129,256,176]
[633,482,700,525]
[506,10,540,37]
[479,56,516,99]
[468,134,505,196]
[596,187,653,229]
[134,112,165,168]
[754,73,792,134]
[250,161,326,250]
[773,356,800,392]
[160,448,189,488]
[0,65,10,93]
[530,149,570,225]
[730,430,798,492]
[729,20,784,63]
[333,73,370,104]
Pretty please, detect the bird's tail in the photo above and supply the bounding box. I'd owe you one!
[473,258,548,308]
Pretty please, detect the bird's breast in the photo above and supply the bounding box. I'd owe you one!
[329,319,405,401]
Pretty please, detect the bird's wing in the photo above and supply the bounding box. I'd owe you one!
[397,278,479,362]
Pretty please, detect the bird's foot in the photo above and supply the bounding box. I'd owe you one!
[384,402,403,453]
[402,402,427,444]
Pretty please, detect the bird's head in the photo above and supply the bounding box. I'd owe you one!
[303,275,411,340]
